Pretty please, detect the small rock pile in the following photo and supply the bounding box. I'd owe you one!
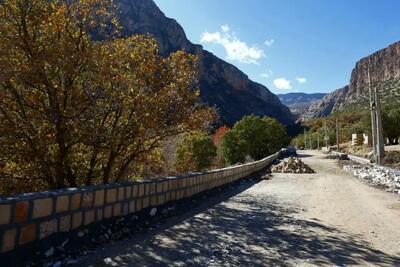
[343,164,400,194]
[271,157,315,173]
[327,153,349,160]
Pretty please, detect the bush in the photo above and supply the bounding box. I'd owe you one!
[221,130,247,165]
[175,132,217,172]
[221,115,289,164]
[213,125,230,167]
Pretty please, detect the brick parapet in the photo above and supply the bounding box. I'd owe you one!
[0,150,281,254]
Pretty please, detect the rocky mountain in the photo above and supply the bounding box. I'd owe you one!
[303,86,349,119]
[305,41,400,119]
[115,0,294,125]
[277,93,326,116]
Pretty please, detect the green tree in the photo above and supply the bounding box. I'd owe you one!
[383,106,400,145]
[175,132,217,172]
[221,115,288,164]
[221,130,247,165]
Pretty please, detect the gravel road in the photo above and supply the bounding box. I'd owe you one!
[75,150,400,266]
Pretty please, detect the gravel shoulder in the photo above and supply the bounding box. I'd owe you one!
[75,150,400,267]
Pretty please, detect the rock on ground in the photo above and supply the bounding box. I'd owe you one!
[343,163,400,194]
[271,157,315,173]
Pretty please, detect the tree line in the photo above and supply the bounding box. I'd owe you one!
[291,105,400,148]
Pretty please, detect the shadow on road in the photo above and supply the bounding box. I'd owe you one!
[80,177,400,267]
[297,152,313,158]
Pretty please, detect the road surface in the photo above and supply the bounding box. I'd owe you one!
[76,150,400,266]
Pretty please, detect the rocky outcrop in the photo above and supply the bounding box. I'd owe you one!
[349,41,400,98]
[278,93,326,117]
[115,0,294,125]
[305,41,400,119]
[303,86,349,119]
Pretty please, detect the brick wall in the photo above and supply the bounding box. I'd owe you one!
[0,151,281,254]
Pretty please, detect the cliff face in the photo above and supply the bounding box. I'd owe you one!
[305,41,400,119]
[115,0,294,125]
[304,86,349,119]
[349,41,400,97]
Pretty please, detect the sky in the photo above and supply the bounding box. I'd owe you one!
[153,0,400,94]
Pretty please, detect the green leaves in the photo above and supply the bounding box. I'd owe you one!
[175,132,217,172]
[221,115,288,164]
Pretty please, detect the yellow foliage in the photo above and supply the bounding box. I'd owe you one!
[0,0,217,194]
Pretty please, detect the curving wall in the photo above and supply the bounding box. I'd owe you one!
[0,151,281,255]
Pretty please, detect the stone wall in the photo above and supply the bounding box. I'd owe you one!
[0,151,281,255]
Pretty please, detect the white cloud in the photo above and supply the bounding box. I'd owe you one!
[221,24,230,32]
[201,25,265,64]
[273,78,292,90]
[264,39,274,47]
[201,32,222,43]
[296,77,307,84]
[260,70,273,79]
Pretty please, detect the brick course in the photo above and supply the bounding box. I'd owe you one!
[0,151,281,255]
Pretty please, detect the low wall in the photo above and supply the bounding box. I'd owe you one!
[0,150,282,256]
[331,151,372,165]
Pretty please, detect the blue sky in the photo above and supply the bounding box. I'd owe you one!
[153,0,400,94]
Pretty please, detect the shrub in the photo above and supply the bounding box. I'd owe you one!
[175,132,217,172]
[221,130,247,165]
[213,125,230,167]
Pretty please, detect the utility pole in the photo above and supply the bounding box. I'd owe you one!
[374,83,385,164]
[336,117,340,152]
[368,67,385,164]
[309,131,312,150]
[317,133,320,150]
[304,129,307,149]
[368,67,377,162]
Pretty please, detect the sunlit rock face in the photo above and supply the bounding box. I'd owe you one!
[278,93,326,120]
[304,86,349,119]
[305,41,400,119]
[115,0,294,126]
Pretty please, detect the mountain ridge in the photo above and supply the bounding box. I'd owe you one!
[115,0,294,125]
[277,92,326,119]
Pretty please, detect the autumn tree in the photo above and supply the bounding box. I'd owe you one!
[0,0,216,194]
[213,125,229,167]
[175,132,217,172]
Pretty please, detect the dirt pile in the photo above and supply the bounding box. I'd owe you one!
[272,157,315,173]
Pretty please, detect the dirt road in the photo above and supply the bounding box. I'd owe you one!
[76,150,400,266]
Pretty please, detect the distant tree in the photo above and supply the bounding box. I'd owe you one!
[383,106,400,145]
[0,0,217,193]
[221,115,288,164]
[175,132,217,172]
